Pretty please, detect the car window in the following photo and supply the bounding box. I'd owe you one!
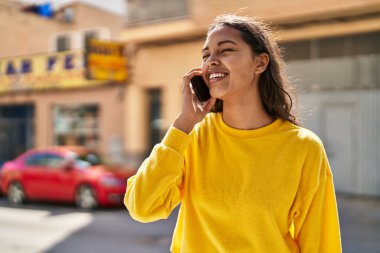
[44,154,66,168]
[76,153,102,166]
[25,153,46,166]
[25,153,65,169]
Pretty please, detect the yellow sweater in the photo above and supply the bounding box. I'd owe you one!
[124,113,342,253]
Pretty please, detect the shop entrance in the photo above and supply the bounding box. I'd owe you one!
[147,89,162,152]
[0,104,34,164]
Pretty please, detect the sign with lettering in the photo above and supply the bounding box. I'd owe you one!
[0,51,104,94]
[85,39,128,82]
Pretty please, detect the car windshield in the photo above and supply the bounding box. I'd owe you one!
[75,153,103,169]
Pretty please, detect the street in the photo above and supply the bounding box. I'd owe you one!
[0,194,379,253]
[0,197,177,253]
[337,194,380,253]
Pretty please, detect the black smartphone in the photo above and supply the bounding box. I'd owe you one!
[190,75,211,102]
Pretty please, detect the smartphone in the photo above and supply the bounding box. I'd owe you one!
[190,75,211,102]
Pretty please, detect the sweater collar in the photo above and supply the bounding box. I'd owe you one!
[213,112,285,138]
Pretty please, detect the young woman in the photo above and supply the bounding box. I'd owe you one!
[124,14,342,253]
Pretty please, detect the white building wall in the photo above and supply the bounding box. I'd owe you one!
[297,90,380,196]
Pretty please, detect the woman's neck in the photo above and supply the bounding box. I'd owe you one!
[222,93,275,130]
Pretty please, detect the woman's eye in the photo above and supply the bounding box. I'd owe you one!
[202,54,210,60]
[221,49,233,53]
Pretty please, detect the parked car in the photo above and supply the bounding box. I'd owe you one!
[0,146,136,209]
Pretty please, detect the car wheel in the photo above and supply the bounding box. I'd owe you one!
[76,185,98,210]
[7,182,26,205]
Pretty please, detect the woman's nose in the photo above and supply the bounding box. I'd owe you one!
[205,54,220,66]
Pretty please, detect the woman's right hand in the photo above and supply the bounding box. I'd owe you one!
[173,68,216,134]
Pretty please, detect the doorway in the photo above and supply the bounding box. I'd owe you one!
[322,103,356,194]
[0,104,34,163]
[147,89,162,153]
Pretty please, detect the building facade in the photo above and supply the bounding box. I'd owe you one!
[0,2,126,163]
[121,0,380,196]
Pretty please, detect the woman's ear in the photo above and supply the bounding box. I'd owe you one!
[254,53,269,74]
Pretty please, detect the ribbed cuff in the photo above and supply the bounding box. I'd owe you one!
[162,127,192,154]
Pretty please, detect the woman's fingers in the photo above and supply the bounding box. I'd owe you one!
[204,97,216,111]
[189,83,196,95]
[191,96,199,112]
[184,67,202,77]
[196,97,216,112]
[175,68,213,133]
[183,68,202,88]
[184,68,214,111]
[180,68,215,127]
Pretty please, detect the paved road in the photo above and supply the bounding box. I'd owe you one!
[0,198,177,253]
[0,194,379,253]
[337,193,380,253]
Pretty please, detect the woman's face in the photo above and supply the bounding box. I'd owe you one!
[201,25,260,101]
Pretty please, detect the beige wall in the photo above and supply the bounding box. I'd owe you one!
[121,0,380,43]
[0,2,123,57]
[0,85,125,156]
[124,40,204,158]
[190,0,380,24]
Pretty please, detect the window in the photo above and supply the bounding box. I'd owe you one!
[25,153,46,166]
[53,104,99,149]
[56,35,71,51]
[44,154,66,168]
[281,31,380,60]
[348,32,380,56]
[75,152,103,169]
[62,7,75,23]
[25,153,65,168]
[83,31,98,48]
[281,41,311,61]
[126,0,188,25]
[318,37,346,58]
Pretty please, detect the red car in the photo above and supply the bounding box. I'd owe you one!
[0,146,136,209]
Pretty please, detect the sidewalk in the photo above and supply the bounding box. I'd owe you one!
[337,194,380,253]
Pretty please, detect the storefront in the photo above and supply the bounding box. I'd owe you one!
[0,50,125,162]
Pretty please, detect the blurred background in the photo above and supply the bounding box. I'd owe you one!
[0,0,379,252]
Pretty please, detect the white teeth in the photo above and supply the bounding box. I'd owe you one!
[209,73,225,80]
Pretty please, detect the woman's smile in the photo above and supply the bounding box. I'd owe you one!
[208,72,228,84]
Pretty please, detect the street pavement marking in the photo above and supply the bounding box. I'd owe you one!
[0,207,93,253]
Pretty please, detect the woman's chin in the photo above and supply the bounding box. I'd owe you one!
[210,89,226,100]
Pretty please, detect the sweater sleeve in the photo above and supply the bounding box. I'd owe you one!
[124,127,191,223]
[292,144,342,252]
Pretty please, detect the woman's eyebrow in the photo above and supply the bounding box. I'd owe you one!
[202,40,238,51]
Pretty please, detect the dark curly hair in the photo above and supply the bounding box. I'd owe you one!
[208,14,300,126]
